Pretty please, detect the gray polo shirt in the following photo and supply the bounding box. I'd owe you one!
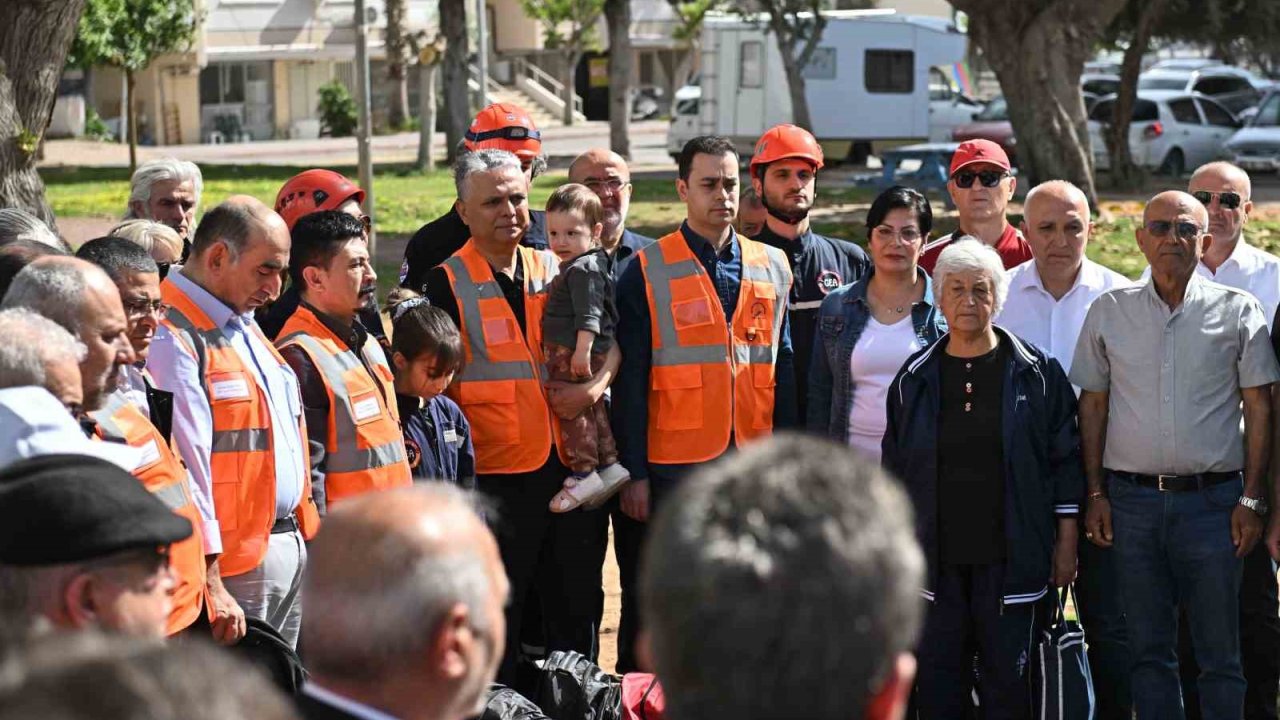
[1070,274,1279,475]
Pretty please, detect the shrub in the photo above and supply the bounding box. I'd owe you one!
[317,80,358,137]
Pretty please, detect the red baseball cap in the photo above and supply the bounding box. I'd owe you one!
[949,139,1011,175]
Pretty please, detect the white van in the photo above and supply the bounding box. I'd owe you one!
[668,10,969,162]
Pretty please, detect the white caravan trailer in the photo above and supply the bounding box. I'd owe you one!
[680,10,968,162]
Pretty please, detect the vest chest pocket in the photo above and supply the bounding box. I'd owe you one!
[742,282,777,343]
[749,363,777,429]
[458,380,520,446]
[651,365,703,431]
[671,296,715,330]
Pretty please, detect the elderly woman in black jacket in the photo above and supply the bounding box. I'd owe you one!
[882,239,1083,720]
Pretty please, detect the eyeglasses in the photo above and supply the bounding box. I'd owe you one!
[873,226,922,243]
[952,170,1009,189]
[583,178,630,194]
[1192,190,1244,210]
[356,214,373,233]
[1145,220,1203,240]
[156,262,171,280]
[123,299,171,320]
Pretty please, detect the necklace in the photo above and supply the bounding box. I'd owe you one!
[869,280,914,316]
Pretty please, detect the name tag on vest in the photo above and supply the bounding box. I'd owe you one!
[443,427,459,444]
[352,392,381,422]
[136,439,162,468]
[210,372,251,401]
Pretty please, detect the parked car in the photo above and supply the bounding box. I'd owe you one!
[927,67,983,142]
[1088,91,1240,176]
[1226,89,1280,173]
[1082,74,1121,113]
[1137,65,1265,116]
[952,96,1017,164]
[1148,58,1222,72]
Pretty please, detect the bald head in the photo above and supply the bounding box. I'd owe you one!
[1143,190,1208,228]
[1020,181,1092,288]
[303,486,507,720]
[1190,161,1252,199]
[1189,162,1253,266]
[569,148,634,246]
[2,257,134,411]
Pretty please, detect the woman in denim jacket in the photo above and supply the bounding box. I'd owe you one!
[807,186,945,458]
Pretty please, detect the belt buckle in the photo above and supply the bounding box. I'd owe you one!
[1157,474,1175,492]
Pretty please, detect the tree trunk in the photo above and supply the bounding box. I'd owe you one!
[417,61,440,171]
[605,0,632,158]
[1106,0,1168,191]
[562,50,578,127]
[765,11,822,133]
[385,0,409,129]
[952,0,1130,207]
[440,0,470,162]
[126,68,138,175]
[0,0,87,227]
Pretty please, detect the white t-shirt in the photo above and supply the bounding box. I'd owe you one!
[847,314,923,462]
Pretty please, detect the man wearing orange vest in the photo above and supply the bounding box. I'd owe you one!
[420,149,618,688]
[614,135,797,516]
[77,237,239,641]
[275,211,411,513]
[147,196,320,649]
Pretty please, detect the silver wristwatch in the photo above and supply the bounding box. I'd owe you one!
[1239,495,1269,516]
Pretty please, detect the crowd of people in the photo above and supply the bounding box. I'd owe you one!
[0,98,1275,720]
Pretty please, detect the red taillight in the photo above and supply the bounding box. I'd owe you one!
[1143,122,1164,140]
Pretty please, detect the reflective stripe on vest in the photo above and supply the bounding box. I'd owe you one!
[442,241,568,474]
[639,231,792,464]
[159,279,320,578]
[91,389,208,635]
[276,304,411,505]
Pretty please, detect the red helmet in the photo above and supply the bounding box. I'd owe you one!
[464,102,542,159]
[274,169,366,231]
[749,124,825,174]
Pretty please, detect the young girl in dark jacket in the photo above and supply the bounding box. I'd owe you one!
[385,289,475,488]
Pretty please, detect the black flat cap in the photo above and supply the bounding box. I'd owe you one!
[0,454,192,566]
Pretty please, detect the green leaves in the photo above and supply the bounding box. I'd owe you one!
[69,0,199,72]
[519,0,605,51]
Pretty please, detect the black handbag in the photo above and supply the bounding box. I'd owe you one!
[1032,585,1096,720]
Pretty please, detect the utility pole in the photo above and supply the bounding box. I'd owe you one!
[475,0,489,109]
[354,0,377,255]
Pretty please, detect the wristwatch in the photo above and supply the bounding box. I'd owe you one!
[1239,495,1269,516]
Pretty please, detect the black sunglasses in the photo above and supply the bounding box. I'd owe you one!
[156,262,171,280]
[1192,190,1244,210]
[1145,220,1202,240]
[952,170,1009,189]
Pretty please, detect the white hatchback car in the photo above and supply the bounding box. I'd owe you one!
[1088,91,1240,176]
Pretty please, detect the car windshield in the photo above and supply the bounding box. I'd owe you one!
[1139,76,1189,90]
[974,97,1008,121]
[1089,99,1160,123]
[1251,94,1280,127]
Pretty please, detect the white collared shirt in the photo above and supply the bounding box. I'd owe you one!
[996,258,1133,376]
[303,684,400,720]
[1196,239,1280,329]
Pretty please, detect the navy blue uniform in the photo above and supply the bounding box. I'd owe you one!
[753,226,870,422]
[400,207,547,293]
[396,392,476,489]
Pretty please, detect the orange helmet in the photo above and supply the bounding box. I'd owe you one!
[464,102,542,159]
[749,124,825,175]
[274,170,366,231]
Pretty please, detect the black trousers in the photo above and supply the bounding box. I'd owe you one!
[1178,538,1280,720]
[601,492,647,673]
[476,451,609,691]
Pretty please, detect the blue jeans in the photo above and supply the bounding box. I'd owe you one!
[1075,532,1133,719]
[1108,471,1246,720]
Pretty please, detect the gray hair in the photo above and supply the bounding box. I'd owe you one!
[108,219,184,261]
[454,149,523,200]
[302,484,498,683]
[124,158,203,219]
[1,264,89,334]
[931,237,1010,316]
[0,309,86,391]
[641,434,925,720]
[0,210,65,253]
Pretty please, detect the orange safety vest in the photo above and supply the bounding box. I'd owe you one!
[638,231,792,464]
[275,304,411,506]
[159,279,320,578]
[442,240,567,474]
[91,388,209,635]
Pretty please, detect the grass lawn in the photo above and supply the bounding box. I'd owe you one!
[40,164,1280,287]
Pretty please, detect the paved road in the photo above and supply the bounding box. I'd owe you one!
[41,120,677,171]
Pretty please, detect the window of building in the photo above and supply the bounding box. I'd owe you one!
[740,41,763,88]
[865,50,913,94]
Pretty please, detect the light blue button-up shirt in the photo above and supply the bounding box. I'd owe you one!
[147,270,305,555]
